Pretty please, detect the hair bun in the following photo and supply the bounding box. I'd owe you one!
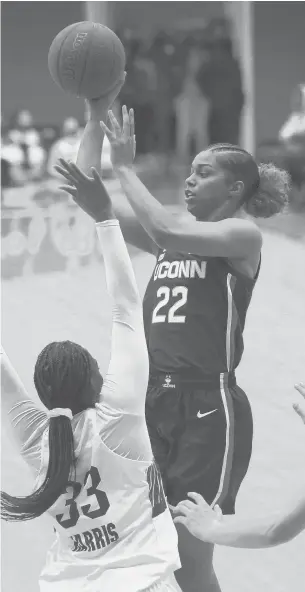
[244,163,290,219]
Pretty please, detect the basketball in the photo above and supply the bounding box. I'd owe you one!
[48,21,126,99]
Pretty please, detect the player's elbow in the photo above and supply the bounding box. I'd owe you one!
[152,224,181,251]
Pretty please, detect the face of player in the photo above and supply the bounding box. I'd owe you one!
[184,150,234,221]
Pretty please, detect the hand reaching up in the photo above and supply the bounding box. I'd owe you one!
[54,159,114,222]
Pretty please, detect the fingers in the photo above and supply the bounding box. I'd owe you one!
[122,104,131,142]
[173,516,188,527]
[59,185,78,198]
[174,500,196,515]
[295,383,305,398]
[57,159,88,184]
[293,402,305,424]
[54,165,76,184]
[214,505,223,520]
[91,167,103,186]
[108,110,121,136]
[129,108,135,138]
[187,492,207,506]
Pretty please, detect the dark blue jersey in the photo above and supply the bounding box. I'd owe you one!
[143,249,260,377]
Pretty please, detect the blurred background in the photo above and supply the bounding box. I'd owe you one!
[1,4,305,592]
[1,1,305,280]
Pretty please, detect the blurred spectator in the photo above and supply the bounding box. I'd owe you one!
[1,128,24,188]
[279,84,305,143]
[48,116,113,179]
[149,32,178,165]
[174,44,210,163]
[47,117,82,177]
[197,39,244,145]
[121,38,156,156]
[7,109,46,180]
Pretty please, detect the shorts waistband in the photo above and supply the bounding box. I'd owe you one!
[148,371,236,390]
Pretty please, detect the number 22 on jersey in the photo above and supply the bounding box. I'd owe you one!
[152,286,188,323]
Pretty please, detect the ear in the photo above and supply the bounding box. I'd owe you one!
[229,180,244,200]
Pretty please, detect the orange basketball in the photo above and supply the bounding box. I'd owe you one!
[48,21,125,99]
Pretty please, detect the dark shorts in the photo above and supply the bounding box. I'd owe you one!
[145,372,253,515]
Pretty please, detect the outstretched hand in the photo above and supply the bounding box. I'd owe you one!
[54,159,114,222]
[169,492,223,542]
[101,105,136,169]
[293,383,305,424]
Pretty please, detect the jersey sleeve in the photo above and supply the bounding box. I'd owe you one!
[96,221,149,416]
[1,350,48,471]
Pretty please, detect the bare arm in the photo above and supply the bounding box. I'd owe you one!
[76,109,157,255]
[102,108,262,258]
[115,165,262,258]
[201,499,305,548]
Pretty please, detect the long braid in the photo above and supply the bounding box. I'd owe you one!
[1,341,98,522]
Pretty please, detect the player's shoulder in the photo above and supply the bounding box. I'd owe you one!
[221,217,262,245]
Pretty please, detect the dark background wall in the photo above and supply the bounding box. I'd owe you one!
[1,1,304,144]
[254,1,305,144]
[1,2,85,124]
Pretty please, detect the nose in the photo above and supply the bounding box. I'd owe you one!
[185,173,196,186]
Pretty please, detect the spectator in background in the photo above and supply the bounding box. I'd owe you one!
[279,84,305,143]
[120,38,156,158]
[149,31,178,169]
[3,109,45,183]
[174,43,210,164]
[197,39,244,145]
[47,117,82,177]
[48,115,113,180]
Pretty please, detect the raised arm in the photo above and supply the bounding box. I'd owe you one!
[96,219,149,415]
[1,349,47,461]
[101,107,262,259]
[54,161,149,416]
[74,86,157,255]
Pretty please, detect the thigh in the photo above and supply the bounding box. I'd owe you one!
[221,384,253,513]
[165,387,228,506]
[165,383,253,512]
[145,386,182,490]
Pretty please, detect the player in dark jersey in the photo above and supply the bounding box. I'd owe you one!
[57,102,289,592]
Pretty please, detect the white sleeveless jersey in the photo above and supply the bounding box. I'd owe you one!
[38,406,180,592]
[3,222,180,592]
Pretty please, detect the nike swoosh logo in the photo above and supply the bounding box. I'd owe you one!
[197,409,218,419]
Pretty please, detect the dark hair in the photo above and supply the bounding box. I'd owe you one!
[210,144,290,218]
[1,341,96,522]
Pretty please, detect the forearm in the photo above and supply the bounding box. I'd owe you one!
[114,165,176,246]
[76,112,107,177]
[204,503,305,549]
[96,220,141,313]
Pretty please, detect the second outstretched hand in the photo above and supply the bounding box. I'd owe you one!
[293,383,305,423]
[101,105,136,169]
[170,493,223,543]
[54,159,114,222]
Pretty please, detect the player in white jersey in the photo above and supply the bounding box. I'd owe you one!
[1,80,180,592]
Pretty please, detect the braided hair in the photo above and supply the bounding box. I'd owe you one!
[1,341,97,522]
[209,144,290,218]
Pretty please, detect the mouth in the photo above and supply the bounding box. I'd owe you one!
[184,189,196,201]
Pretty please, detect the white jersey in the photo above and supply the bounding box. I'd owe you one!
[2,221,180,592]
